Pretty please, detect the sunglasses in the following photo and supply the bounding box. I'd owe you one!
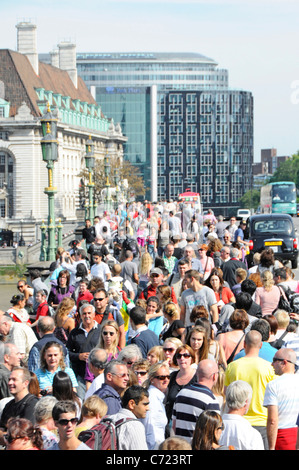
[273,357,296,366]
[177,353,191,359]
[103,331,115,336]
[94,297,105,301]
[150,273,160,278]
[134,370,147,376]
[154,375,170,381]
[57,417,79,426]
[163,348,175,353]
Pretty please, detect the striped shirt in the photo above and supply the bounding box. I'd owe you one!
[172,383,220,443]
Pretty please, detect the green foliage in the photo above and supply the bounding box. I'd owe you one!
[240,189,260,209]
[269,151,299,186]
[78,158,146,201]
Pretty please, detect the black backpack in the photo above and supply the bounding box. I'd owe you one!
[122,237,139,258]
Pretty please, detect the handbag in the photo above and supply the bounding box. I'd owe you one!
[277,286,292,313]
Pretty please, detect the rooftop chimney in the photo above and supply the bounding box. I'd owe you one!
[58,41,78,88]
[50,49,59,68]
[16,21,39,75]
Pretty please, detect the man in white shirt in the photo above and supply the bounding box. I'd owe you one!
[263,348,299,450]
[110,385,149,450]
[90,250,111,290]
[220,380,264,450]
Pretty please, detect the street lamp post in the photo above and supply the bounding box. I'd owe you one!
[40,103,59,262]
[85,135,95,224]
[104,149,112,213]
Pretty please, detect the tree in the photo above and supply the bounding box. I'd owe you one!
[78,157,146,206]
[240,189,260,210]
[269,151,299,186]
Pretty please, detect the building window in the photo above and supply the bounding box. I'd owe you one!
[0,151,14,217]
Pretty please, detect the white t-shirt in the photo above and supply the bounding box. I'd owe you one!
[263,373,299,429]
[220,414,264,450]
[90,262,111,289]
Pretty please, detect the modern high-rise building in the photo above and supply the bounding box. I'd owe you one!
[74,52,253,213]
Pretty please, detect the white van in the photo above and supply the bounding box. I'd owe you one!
[237,209,251,220]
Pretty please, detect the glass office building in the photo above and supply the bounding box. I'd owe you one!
[77,52,253,212]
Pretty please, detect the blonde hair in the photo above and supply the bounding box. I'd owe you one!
[147,346,165,363]
[55,297,75,323]
[163,301,180,320]
[235,268,247,282]
[261,270,274,291]
[163,337,183,350]
[143,360,169,388]
[80,395,108,420]
[274,309,290,329]
[139,252,153,275]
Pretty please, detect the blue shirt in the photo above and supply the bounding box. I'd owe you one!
[35,366,78,391]
[234,342,277,363]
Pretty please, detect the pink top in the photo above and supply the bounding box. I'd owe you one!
[255,285,281,316]
[217,330,245,362]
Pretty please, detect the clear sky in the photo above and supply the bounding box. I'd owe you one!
[1,0,299,162]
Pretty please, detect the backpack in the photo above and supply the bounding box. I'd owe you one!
[78,416,137,450]
[46,303,56,317]
[122,237,139,258]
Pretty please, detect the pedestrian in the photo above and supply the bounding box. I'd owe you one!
[34,396,59,450]
[0,367,39,437]
[27,316,69,373]
[264,348,299,450]
[35,341,78,395]
[192,410,232,450]
[109,385,149,450]
[172,359,220,443]
[75,395,107,437]
[95,360,129,415]
[0,343,21,399]
[4,417,44,450]
[128,306,160,358]
[224,330,276,449]
[180,269,218,327]
[143,361,170,448]
[0,314,37,366]
[66,303,101,400]
[48,400,91,450]
[220,380,264,450]
[84,348,108,400]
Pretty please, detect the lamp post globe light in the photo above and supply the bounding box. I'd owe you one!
[40,103,59,262]
[85,135,95,223]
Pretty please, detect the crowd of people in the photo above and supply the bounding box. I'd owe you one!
[1,199,299,451]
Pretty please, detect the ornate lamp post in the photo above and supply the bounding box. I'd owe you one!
[40,103,59,261]
[104,149,112,213]
[85,135,95,223]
